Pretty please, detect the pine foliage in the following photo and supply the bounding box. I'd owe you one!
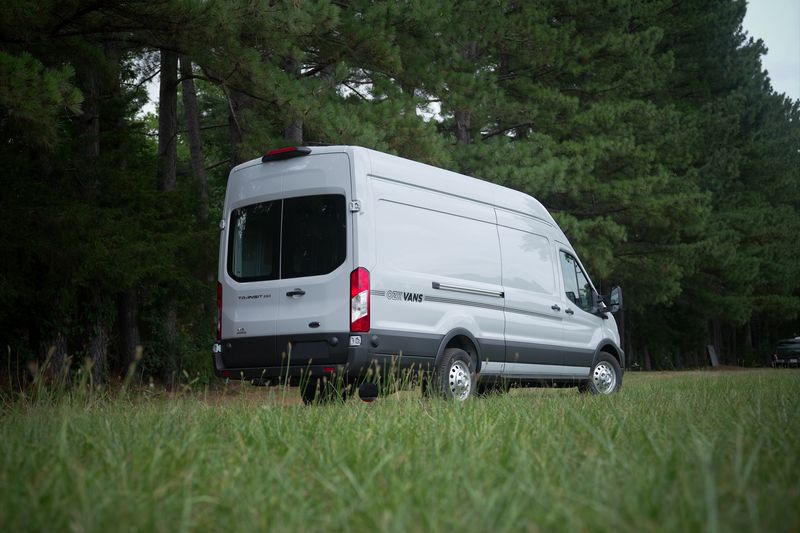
[1,0,798,380]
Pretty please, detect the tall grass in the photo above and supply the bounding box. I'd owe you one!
[1,371,798,532]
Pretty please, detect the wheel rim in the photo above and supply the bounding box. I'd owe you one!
[448,360,472,400]
[592,361,617,394]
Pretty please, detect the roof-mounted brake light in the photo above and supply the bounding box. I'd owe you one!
[262,146,311,162]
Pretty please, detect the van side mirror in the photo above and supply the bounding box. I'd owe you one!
[591,291,609,318]
[609,286,623,314]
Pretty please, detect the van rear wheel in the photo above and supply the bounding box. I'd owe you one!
[583,352,622,394]
[434,348,476,401]
[301,378,349,405]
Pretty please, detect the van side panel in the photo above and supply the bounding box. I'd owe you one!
[367,176,505,366]
[496,210,567,372]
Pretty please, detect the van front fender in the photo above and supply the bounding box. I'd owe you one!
[591,339,625,369]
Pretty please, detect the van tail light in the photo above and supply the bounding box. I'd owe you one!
[216,282,222,341]
[350,267,370,333]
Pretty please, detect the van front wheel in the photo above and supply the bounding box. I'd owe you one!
[583,352,622,394]
[435,348,476,401]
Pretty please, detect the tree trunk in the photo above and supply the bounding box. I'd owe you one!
[157,49,178,192]
[454,43,477,145]
[710,319,723,364]
[454,109,471,144]
[179,56,209,222]
[283,57,303,143]
[117,289,141,373]
[88,296,110,385]
[285,118,303,144]
[77,62,112,385]
[78,73,100,159]
[643,345,652,371]
[40,332,69,385]
[745,320,753,350]
[227,88,249,166]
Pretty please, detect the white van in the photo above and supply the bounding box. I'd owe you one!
[212,146,624,402]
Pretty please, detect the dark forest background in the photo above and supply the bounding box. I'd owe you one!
[1,0,798,385]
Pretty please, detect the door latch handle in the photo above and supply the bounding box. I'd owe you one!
[286,289,306,297]
[551,304,561,311]
[565,308,575,315]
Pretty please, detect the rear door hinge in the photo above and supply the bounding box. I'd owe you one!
[349,200,362,212]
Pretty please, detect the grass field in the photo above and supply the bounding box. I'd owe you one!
[1,370,799,532]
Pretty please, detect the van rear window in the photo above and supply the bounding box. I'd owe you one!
[228,194,346,282]
[229,200,281,281]
[282,195,347,279]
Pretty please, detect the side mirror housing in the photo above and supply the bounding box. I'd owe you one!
[591,291,609,318]
[609,286,623,314]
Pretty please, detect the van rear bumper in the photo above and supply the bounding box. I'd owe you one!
[211,331,441,382]
[212,333,379,382]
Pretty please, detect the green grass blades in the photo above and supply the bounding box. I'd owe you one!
[1,371,799,532]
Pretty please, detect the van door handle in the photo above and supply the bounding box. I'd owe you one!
[286,289,306,297]
[551,304,561,311]
[565,308,575,315]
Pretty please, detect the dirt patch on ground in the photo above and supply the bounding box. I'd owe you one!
[706,364,753,372]
[625,366,775,378]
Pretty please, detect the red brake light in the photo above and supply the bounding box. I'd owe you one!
[350,267,370,333]
[216,282,222,341]
[262,146,311,162]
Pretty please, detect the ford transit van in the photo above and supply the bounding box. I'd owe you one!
[212,146,624,402]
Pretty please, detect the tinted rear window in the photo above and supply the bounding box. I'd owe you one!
[228,194,346,282]
[229,200,281,282]
[282,195,347,279]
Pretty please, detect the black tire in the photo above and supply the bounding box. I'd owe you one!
[301,378,349,405]
[584,352,622,394]
[433,348,476,401]
[300,379,317,405]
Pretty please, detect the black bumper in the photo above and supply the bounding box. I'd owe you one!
[211,331,439,382]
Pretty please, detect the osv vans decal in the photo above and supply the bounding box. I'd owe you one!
[387,290,424,303]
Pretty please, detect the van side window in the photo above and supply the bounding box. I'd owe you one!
[229,200,281,281]
[559,252,592,312]
[498,226,555,294]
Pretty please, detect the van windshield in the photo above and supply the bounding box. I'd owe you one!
[228,194,346,282]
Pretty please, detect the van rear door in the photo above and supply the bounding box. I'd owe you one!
[221,164,282,368]
[273,153,353,365]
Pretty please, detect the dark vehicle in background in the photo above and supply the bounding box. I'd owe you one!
[773,338,800,368]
